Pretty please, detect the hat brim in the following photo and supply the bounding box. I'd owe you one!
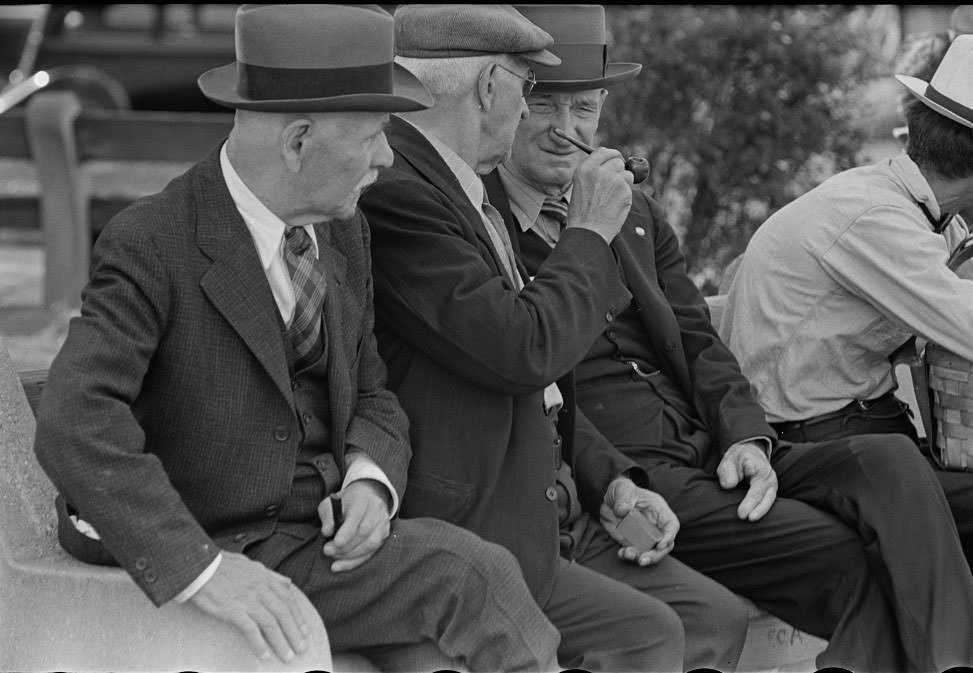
[198,61,433,112]
[532,62,642,92]
[525,48,561,68]
[895,73,973,129]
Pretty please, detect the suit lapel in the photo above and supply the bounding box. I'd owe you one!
[194,151,293,404]
[483,170,531,281]
[315,223,350,463]
[612,222,692,392]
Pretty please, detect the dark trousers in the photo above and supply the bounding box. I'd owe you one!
[775,398,973,570]
[248,517,560,673]
[586,386,973,672]
[566,513,751,672]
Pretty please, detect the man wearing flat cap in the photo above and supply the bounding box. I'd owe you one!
[481,5,973,672]
[360,5,751,671]
[32,5,563,671]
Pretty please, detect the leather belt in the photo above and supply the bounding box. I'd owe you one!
[770,391,899,438]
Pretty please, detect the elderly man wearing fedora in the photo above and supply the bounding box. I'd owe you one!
[360,5,753,672]
[32,5,564,671]
[482,5,973,672]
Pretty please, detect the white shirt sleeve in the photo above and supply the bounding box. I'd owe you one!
[173,553,223,603]
[343,451,400,517]
[820,204,973,362]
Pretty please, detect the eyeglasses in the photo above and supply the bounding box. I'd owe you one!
[495,64,536,98]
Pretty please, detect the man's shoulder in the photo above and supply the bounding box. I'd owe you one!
[99,165,201,247]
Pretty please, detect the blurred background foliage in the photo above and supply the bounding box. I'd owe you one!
[599,5,895,294]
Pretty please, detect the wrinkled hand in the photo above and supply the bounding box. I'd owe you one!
[600,477,679,566]
[717,441,778,521]
[566,147,634,245]
[319,479,391,572]
[189,551,309,663]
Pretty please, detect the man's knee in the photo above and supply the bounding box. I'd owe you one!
[843,432,938,488]
[393,517,524,582]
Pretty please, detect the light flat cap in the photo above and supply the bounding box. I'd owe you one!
[394,4,560,66]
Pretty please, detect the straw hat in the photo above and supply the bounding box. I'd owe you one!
[896,33,973,129]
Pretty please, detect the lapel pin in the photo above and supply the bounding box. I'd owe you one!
[635,226,646,237]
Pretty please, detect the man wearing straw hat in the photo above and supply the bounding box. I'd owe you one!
[361,4,753,671]
[723,34,973,568]
[484,5,973,672]
[31,5,563,671]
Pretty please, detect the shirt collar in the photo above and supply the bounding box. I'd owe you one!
[889,150,944,223]
[497,164,572,233]
[399,117,484,211]
[219,143,318,271]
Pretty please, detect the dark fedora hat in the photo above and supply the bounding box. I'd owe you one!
[198,4,432,113]
[513,4,641,91]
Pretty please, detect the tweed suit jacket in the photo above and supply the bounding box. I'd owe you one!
[33,148,410,606]
[359,117,634,603]
[485,172,774,454]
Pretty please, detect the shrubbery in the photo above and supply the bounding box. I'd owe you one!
[599,6,886,293]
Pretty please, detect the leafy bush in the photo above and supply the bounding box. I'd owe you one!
[599,6,885,293]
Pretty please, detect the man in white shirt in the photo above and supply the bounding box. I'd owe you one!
[722,33,973,568]
[32,6,561,671]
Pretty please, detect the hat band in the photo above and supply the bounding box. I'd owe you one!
[237,61,394,101]
[534,43,608,81]
[926,84,973,124]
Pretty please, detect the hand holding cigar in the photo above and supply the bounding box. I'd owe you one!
[553,127,650,184]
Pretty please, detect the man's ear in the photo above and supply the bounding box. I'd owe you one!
[281,117,314,172]
[476,62,498,112]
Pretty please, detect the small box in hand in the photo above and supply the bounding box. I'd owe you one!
[615,510,664,554]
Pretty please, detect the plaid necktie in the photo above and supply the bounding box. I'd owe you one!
[283,226,326,370]
[540,195,569,229]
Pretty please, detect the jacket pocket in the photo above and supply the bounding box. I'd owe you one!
[403,470,475,522]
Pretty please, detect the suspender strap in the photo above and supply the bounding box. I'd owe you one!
[917,201,953,234]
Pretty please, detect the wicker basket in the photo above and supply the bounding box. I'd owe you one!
[927,342,973,470]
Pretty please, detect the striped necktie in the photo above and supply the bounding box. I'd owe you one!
[283,226,326,370]
[540,195,569,229]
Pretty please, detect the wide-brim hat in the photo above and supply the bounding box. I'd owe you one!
[198,4,432,113]
[512,4,641,91]
[896,33,973,129]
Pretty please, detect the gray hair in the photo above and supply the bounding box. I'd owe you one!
[395,55,512,99]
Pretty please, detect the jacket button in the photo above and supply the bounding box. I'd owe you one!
[264,505,279,518]
[553,436,562,448]
[545,486,558,502]
[605,310,614,322]
[143,569,157,583]
[302,412,312,424]
[233,533,249,543]
[134,557,148,571]
[274,426,289,441]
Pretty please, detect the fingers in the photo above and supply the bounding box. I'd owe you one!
[716,456,741,490]
[322,485,391,572]
[737,471,778,521]
[189,554,309,663]
[735,456,779,521]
